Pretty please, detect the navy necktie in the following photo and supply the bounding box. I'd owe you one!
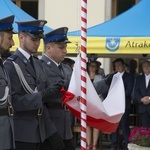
[29,56,34,70]
[58,64,62,70]
[0,59,4,68]
[58,64,64,76]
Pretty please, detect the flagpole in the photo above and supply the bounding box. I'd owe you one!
[80,0,87,149]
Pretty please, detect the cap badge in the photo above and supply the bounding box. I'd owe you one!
[64,28,68,33]
[39,21,45,27]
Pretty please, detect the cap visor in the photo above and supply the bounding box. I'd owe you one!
[12,30,17,34]
[61,40,71,44]
[27,33,44,39]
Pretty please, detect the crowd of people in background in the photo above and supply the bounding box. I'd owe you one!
[84,57,149,150]
[0,15,149,150]
[62,55,149,150]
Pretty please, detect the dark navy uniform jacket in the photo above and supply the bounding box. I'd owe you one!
[4,49,57,143]
[0,63,15,149]
[40,54,73,140]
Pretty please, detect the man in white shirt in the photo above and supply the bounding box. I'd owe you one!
[134,60,150,127]
[110,58,134,150]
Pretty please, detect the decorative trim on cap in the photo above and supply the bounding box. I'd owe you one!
[18,25,43,32]
[44,34,66,43]
[0,23,12,30]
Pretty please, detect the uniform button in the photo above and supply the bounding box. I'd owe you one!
[34,105,38,108]
[37,81,40,84]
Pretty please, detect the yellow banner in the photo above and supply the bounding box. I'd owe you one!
[11,35,150,54]
[67,37,150,54]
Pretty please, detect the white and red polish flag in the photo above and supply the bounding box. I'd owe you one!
[62,55,125,133]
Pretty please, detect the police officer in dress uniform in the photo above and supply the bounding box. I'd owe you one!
[0,15,15,150]
[40,27,75,150]
[4,20,65,150]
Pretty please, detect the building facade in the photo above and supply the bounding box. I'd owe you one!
[12,0,140,74]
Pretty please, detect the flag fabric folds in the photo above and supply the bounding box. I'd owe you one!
[62,55,125,133]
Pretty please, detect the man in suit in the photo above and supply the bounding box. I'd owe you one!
[40,27,75,150]
[134,60,150,127]
[62,57,75,70]
[4,20,64,150]
[0,15,15,150]
[93,71,116,94]
[110,58,134,150]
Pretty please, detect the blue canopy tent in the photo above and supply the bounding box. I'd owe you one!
[67,0,150,55]
[0,0,53,52]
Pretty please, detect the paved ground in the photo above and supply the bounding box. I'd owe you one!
[74,132,112,150]
[75,142,112,150]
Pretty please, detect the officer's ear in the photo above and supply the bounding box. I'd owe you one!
[45,43,53,54]
[0,32,4,43]
[18,32,24,41]
[45,43,50,50]
[0,35,2,44]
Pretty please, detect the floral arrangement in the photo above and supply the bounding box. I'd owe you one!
[129,127,150,147]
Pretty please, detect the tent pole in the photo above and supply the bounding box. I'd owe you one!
[15,0,21,8]
[135,0,140,4]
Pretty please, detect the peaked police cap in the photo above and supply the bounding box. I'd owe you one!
[0,15,15,33]
[16,20,47,38]
[43,27,71,44]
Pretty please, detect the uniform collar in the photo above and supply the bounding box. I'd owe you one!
[43,53,60,66]
[18,47,31,60]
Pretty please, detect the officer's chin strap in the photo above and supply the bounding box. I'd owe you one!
[12,61,38,94]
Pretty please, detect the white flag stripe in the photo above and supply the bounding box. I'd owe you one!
[67,55,125,124]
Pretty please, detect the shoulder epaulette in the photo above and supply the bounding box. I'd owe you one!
[7,55,17,61]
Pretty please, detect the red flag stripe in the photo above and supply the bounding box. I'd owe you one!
[62,90,120,133]
[66,103,118,132]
